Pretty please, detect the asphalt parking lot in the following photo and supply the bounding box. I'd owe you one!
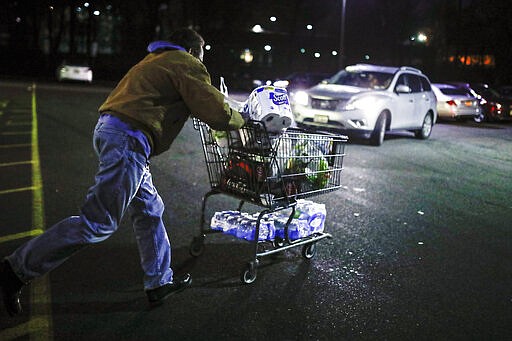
[1,81,511,340]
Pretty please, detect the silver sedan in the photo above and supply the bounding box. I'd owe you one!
[432,83,480,121]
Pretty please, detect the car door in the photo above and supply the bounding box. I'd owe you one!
[416,76,435,126]
[392,73,416,128]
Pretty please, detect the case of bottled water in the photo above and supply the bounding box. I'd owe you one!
[210,200,326,241]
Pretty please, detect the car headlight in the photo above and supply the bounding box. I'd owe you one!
[294,90,309,106]
[345,96,378,111]
[273,80,289,88]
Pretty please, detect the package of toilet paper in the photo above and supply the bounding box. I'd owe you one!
[245,86,294,133]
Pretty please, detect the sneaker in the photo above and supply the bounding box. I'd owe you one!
[146,273,192,305]
[0,260,24,316]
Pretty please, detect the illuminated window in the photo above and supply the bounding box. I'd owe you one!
[449,54,495,67]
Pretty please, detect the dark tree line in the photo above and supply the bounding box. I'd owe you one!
[1,0,511,84]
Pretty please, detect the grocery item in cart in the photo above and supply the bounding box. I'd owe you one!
[210,200,325,241]
[222,152,274,196]
[210,210,276,241]
[274,200,326,239]
[272,134,334,197]
[244,86,294,133]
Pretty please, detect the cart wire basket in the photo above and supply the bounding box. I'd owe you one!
[191,118,348,283]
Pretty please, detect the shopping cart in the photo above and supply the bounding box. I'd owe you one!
[190,118,348,283]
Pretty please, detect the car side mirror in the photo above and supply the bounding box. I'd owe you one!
[395,84,411,94]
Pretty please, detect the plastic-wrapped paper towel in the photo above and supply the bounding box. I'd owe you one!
[245,86,294,133]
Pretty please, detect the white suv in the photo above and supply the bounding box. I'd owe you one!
[292,64,437,145]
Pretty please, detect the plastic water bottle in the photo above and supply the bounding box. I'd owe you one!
[235,218,251,239]
[274,216,288,240]
[239,218,269,241]
[262,217,276,241]
[210,211,232,231]
[223,211,242,234]
[252,219,268,241]
[308,212,326,233]
[303,201,326,234]
[248,220,260,241]
[212,200,326,241]
[288,219,304,240]
[296,215,310,238]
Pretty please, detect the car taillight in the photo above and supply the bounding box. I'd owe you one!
[446,100,457,106]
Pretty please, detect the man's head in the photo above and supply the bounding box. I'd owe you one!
[167,28,205,62]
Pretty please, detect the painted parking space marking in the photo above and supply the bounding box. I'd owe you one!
[0,83,53,340]
[0,186,37,195]
[29,83,54,341]
[6,120,32,126]
[0,131,31,135]
[0,143,31,149]
[0,229,44,243]
[0,317,50,339]
[0,160,33,167]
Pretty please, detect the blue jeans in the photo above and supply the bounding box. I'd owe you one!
[7,120,173,290]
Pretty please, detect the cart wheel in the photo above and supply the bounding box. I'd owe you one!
[189,236,205,257]
[302,243,317,259]
[241,260,259,284]
[273,237,284,248]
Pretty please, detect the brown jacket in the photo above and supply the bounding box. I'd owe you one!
[99,49,244,155]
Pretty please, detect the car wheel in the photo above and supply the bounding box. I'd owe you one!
[474,112,486,123]
[370,113,387,146]
[415,113,433,139]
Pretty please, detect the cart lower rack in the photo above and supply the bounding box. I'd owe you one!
[190,118,348,283]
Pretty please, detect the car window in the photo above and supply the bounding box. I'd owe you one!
[396,74,407,87]
[407,75,422,93]
[439,87,471,96]
[419,77,431,91]
[395,74,423,93]
[329,70,393,89]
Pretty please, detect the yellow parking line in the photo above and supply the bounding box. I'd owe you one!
[0,160,33,167]
[30,82,54,341]
[0,229,44,243]
[1,131,31,135]
[0,84,52,341]
[7,120,32,126]
[0,143,31,148]
[0,186,37,195]
[0,317,50,339]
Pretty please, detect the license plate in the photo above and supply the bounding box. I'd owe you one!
[314,114,329,123]
[464,101,473,107]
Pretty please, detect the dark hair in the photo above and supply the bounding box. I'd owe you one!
[166,28,204,51]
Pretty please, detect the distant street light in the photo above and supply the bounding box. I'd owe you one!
[417,32,428,43]
[252,25,263,33]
